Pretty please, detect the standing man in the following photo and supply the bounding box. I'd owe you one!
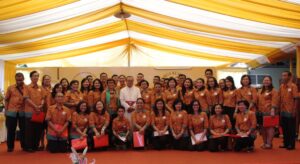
[205,69,213,80]
[24,71,46,152]
[279,71,298,150]
[119,76,141,124]
[5,73,26,152]
[100,72,108,90]
[136,73,144,86]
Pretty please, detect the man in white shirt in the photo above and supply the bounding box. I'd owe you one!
[119,76,141,124]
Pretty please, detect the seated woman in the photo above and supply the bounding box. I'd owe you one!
[208,104,231,152]
[70,101,89,143]
[235,100,257,152]
[112,106,131,150]
[189,100,209,151]
[170,99,189,150]
[46,92,71,153]
[131,98,151,148]
[88,100,110,150]
[151,99,170,150]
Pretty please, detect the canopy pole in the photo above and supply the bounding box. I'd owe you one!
[297,46,300,78]
[290,53,293,73]
[127,43,131,67]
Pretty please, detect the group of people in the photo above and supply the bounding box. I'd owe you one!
[4,69,298,153]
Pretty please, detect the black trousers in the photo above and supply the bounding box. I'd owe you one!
[172,136,189,150]
[112,134,132,149]
[47,139,68,153]
[234,136,255,151]
[5,114,26,150]
[153,135,170,150]
[208,136,228,152]
[281,116,296,148]
[189,141,207,151]
[223,106,236,130]
[24,118,43,150]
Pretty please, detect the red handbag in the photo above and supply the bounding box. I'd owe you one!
[31,112,45,123]
[71,137,87,150]
[133,132,144,148]
[263,116,279,128]
[48,124,68,138]
[93,135,109,148]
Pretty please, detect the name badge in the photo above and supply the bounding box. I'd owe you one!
[288,88,292,92]
[189,91,193,95]
[38,88,41,92]
[162,116,166,120]
[214,92,218,96]
[230,91,233,95]
[248,92,252,96]
[200,93,204,96]
[265,92,270,96]
[84,118,88,122]
[222,119,225,124]
[243,117,248,122]
[145,95,149,98]
[143,115,146,119]
[62,111,66,115]
[200,117,204,122]
[178,114,182,118]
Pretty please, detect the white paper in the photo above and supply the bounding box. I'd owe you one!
[191,132,207,145]
[153,131,169,137]
[119,136,126,142]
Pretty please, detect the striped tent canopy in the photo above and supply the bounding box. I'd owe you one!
[1,0,300,87]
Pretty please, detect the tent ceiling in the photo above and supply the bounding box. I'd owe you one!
[0,0,299,67]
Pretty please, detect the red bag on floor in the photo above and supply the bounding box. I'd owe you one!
[93,135,109,148]
[133,132,144,148]
[263,116,279,128]
[48,124,68,138]
[31,112,45,123]
[71,138,87,150]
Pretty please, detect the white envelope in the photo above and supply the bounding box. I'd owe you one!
[154,131,169,137]
[119,136,126,142]
[191,132,207,145]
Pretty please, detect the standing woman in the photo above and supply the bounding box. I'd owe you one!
[60,78,70,94]
[207,77,223,113]
[170,99,189,150]
[86,75,94,90]
[208,104,231,152]
[88,78,104,110]
[151,83,166,110]
[131,98,151,147]
[64,80,83,113]
[47,83,63,107]
[236,75,258,111]
[180,78,195,114]
[40,75,52,150]
[193,78,210,114]
[219,79,226,91]
[24,71,46,152]
[140,80,152,112]
[164,77,179,113]
[235,100,257,152]
[46,92,71,153]
[151,99,170,150]
[70,101,89,140]
[88,100,110,149]
[189,100,209,151]
[257,76,278,149]
[80,78,90,102]
[223,76,237,127]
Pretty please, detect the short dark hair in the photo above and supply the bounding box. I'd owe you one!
[139,80,149,87]
[15,72,24,78]
[111,74,118,78]
[70,80,79,87]
[154,75,161,81]
[211,104,224,115]
[100,72,107,77]
[237,100,250,109]
[282,71,292,77]
[137,73,144,76]
[172,99,183,111]
[76,101,90,115]
[167,77,177,88]
[107,78,116,85]
[205,69,213,74]
[29,71,38,78]
[118,106,125,112]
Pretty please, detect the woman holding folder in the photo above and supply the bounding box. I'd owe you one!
[235,100,257,152]
[131,98,151,148]
[257,76,278,149]
[151,99,170,150]
[112,106,131,149]
[88,100,110,149]
[208,104,231,152]
[46,92,71,153]
[170,99,189,150]
[188,100,209,151]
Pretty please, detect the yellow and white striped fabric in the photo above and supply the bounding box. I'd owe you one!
[1,0,300,87]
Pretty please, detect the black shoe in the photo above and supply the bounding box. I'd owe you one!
[279,145,286,148]
[7,148,13,152]
[286,146,295,150]
[24,149,35,153]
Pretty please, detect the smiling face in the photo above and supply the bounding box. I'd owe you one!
[241,76,250,86]
[263,77,271,88]
[43,75,51,86]
[80,102,87,113]
[195,79,204,89]
[136,99,144,110]
[55,93,64,104]
[208,78,215,88]
[156,101,164,110]
[31,72,39,84]
[192,101,200,113]
[214,105,222,115]
[140,81,148,90]
[95,101,104,113]
[71,82,79,91]
[174,101,182,111]
[183,79,191,89]
[83,79,89,88]
[55,85,63,93]
[237,102,247,113]
[117,108,125,118]
[168,79,176,89]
